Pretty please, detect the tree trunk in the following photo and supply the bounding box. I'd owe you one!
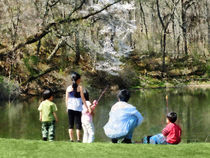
[128,10,133,48]
[74,30,80,65]
[207,0,210,50]
[172,0,176,58]
[162,29,167,77]
[177,35,180,58]
[156,0,168,77]
[139,2,148,37]
[181,0,188,56]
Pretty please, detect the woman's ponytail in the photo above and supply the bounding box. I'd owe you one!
[71,72,81,97]
[72,80,77,92]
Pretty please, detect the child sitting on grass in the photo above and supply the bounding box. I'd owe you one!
[162,112,182,144]
[38,89,58,141]
[143,112,181,144]
[81,90,98,143]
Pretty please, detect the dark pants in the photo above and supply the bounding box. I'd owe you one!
[68,109,82,130]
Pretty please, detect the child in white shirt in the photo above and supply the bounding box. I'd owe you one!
[82,90,97,143]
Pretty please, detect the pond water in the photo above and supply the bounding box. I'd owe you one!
[0,87,210,143]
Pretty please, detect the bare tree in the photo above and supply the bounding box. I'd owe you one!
[156,0,177,77]
[207,0,210,50]
[181,0,196,56]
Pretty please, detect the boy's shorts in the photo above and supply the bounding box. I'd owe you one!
[42,121,55,141]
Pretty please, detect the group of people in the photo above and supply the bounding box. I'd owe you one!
[38,72,182,144]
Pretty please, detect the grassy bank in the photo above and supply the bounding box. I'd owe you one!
[0,138,210,158]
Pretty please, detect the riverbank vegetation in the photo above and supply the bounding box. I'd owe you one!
[0,138,210,158]
[0,0,209,98]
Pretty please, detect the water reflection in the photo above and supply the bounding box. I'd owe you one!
[0,87,210,143]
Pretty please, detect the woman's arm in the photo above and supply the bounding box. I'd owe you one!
[79,86,91,113]
[65,89,69,111]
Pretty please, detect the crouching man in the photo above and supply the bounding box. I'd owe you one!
[104,89,143,143]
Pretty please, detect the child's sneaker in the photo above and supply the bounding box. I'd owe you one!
[43,137,47,141]
[142,136,152,144]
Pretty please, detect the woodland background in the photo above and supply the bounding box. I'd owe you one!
[0,0,209,98]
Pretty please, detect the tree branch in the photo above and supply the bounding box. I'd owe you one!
[139,1,148,36]
[0,0,121,59]
[60,0,121,24]
[64,41,76,52]
[21,66,57,86]
[186,1,196,10]
[49,0,61,7]
[68,0,86,18]
[156,0,165,28]
[184,0,195,10]
[47,37,65,61]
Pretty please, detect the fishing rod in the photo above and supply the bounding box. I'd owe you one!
[161,95,169,126]
[92,86,108,108]
[166,95,168,115]
[97,85,109,103]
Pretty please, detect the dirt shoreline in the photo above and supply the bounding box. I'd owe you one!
[186,83,210,89]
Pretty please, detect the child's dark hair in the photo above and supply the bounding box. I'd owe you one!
[83,89,89,101]
[43,89,53,100]
[117,89,130,102]
[167,112,177,123]
[71,72,81,97]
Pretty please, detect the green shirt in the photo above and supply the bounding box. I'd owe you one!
[38,100,57,122]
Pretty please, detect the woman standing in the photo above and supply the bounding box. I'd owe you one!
[66,72,91,142]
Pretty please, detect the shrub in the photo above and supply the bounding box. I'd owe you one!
[206,63,210,78]
[0,76,20,100]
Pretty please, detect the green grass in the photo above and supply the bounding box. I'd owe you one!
[0,138,210,158]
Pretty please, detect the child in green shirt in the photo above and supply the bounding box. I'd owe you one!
[38,89,58,141]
